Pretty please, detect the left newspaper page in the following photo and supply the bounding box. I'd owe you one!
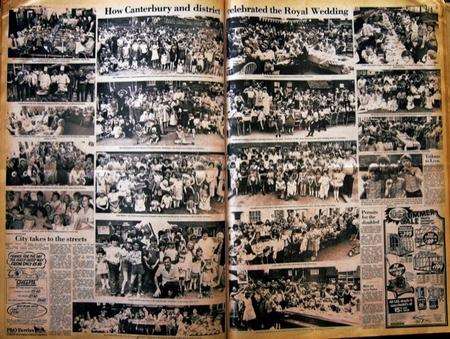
[0,0,226,337]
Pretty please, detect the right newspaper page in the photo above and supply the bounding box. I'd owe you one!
[225,0,450,338]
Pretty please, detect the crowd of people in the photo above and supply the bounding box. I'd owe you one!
[96,220,224,299]
[6,141,94,186]
[95,153,225,214]
[7,64,95,102]
[360,154,423,199]
[6,191,94,231]
[359,117,442,151]
[73,304,224,336]
[230,275,360,330]
[96,82,224,145]
[97,16,223,76]
[228,81,355,137]
[8,105,94,136]
[357,70,441,112]
[229,208,359,265]
[228,143,358,203]
[8,7,96,58]
[355,8,438,65]
[227,18,354,75]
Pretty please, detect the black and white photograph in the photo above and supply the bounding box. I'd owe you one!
[228,80,355,140]
[7,63,95,102]
[227,17,354,75]
[357,69,441,113]
[6,190,94,231]
[228,141,358,206]
[355,7,438,66]
[96,81,224,149]
[73,302,225,336]
[95,219,224,300]
[229,264,361,330]
[95,152,225,215]
[7,104,94,136]
[8,6,96,58]
[229,207,360,265]
[6,140,94,187]
[359,153,423,200]
[97,16,223,77]
[359,116,443,152]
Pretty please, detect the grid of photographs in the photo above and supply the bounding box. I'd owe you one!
[5,4,227,337]
[226,4,443,332]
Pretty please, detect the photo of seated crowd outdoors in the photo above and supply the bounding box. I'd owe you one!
[229,207,360,266]
[229,265,361,331]
[227,141,358,205]
[357,70,441,113]
[8,6,96,58]
[6,141,94,186]
[355,7,438,66]
[228,80,355,139]
[227,17,354,75]
[97,15,223,76]
[95,220,225,299]
[95,152,225,215]
[72,303,225,336]
[8,104,94,136]
[96,81,224,148]
[7,63,96,102]
[359,116,443,152]
[6,190,94,231]
[359,153,423,199]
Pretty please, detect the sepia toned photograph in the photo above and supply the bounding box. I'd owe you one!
[6,140,94,187]
[7,63,95,102]
[229,207,360,265]
[8,6,96,58]
[228,141,358,206]
[6,190,94,231]
[227,17,354,75]
[229,264,361,330]
[359,116,443,152]
[97,15,223,77]
[7,104,94,136]
[73,302,225,335]
[95,219,224,300]
[96,81,224,149]
[357,69,441,113]
[228,80,356,140]
[355,7,438,66]
[95,152,225,215]
[359,153,423,199]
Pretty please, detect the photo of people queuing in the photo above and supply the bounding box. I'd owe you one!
[97,16,223,76]
[359,116,443,151]
[357,70,441,113]
[8,104,94,136]
[6,141,94,186]
[7,63,95,102]
[229,207,359,265]
[8,6,96,58]
[227,17,354,75]
[97,81,224,148]
[95,220,225,299]
[228,141,358,205]
[355,7,438,65]
[229,266,361,330]
[359,154,423,199]
[6,190,94,231]
[73,302,224,336]
[228,80,355,139]
[95,152,225,214]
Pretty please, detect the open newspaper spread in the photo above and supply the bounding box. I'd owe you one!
[0,0,450,338]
